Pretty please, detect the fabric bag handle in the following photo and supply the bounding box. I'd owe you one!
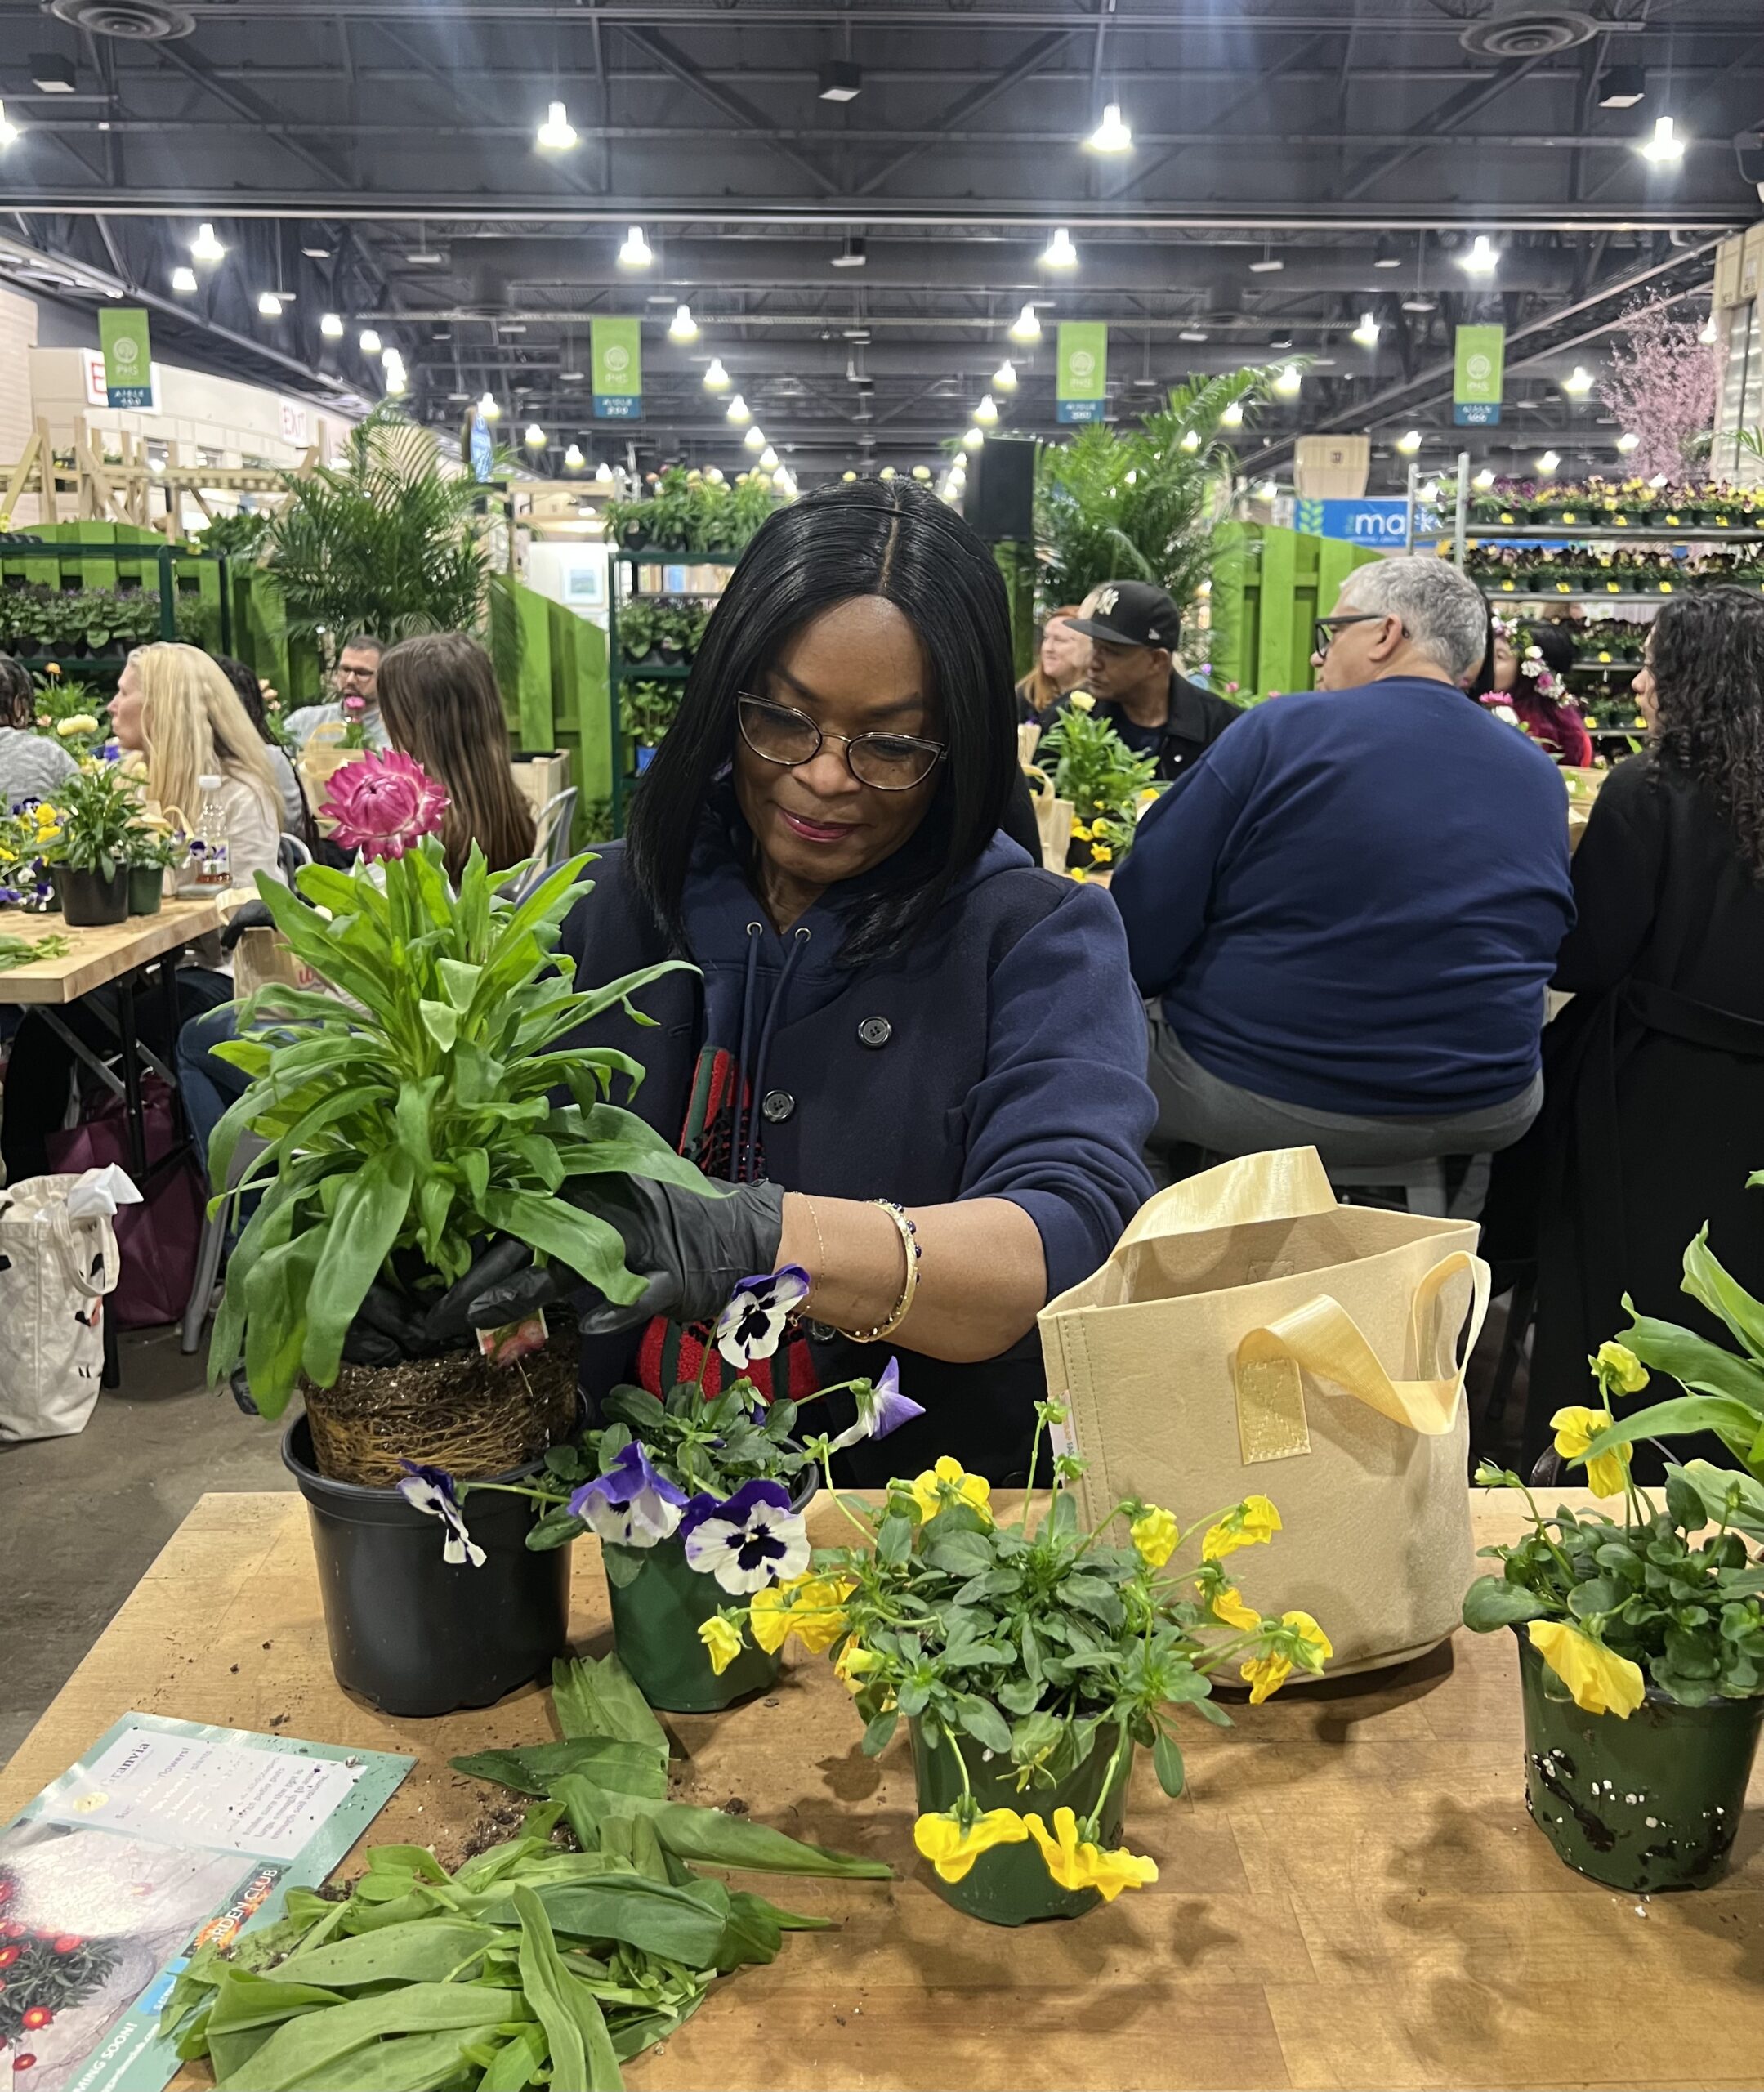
[1231,1249,1491,1459]
[1115,1147,1339,1256]
[51,1202,119,1299]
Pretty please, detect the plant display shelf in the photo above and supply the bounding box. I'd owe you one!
[1485,589,1764,608]
[0,535,241,666]
[607,543,733,833]
[1470,524,1764,543]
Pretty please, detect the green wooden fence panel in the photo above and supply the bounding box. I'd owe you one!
[1208,521,1383,699]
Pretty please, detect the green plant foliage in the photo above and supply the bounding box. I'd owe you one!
[28,668,110,753]
[156,1655,880,2090]
[0,585,200,659]
[190,511,274,561]
[606,467,777,557]
[1034,366,1279,616]
[619,679,682,750]
[35,758,147,878]
[203,838,717,1420]
[1032,702,1159,869]
[266,404,499,662]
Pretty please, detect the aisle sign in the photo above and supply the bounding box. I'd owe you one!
[1454,324,1504,427]
[592,316,643,420]
[99,306,154,407]
[1056,322,1108,424]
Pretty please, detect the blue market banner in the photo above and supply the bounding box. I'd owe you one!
[1294,496,1448,546]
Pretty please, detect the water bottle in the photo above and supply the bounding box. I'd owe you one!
[193,773,232,888]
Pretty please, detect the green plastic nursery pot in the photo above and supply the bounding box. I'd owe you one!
[605,1464,819,1714]
[1516,1629,1764,1893]
[127,865,163,915]
[909,1719,1133,1926]
[55,865,128,928]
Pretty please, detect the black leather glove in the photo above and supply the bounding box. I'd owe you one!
[431,1174,787,1342]
[339,1281,460,1368]
[221,898,277,953]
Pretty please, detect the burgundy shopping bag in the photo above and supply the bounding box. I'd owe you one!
[47,1075,204,1329]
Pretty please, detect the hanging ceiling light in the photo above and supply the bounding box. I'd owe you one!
[1561,366,1594,396]
[596,462,614,484]
[744,423,766,449]
[1373,235,1402,269]
[1273,364,1302,397]
[973,393,999,426]
[1351,311,1381,348]
[1458,235,1498,275]
[1473,467,1496,489]
[1086,102,1132,153]
[1255,479,1279,502]
[1418,480,1440,503]
[190,221,226,264]
[618,225,653,267]
[386,371,406,396]
[1220,400,1244,427]
[668,303,699,342]
[172,266,199,295]
[257,291,283,318]
[759,445,779,469]
[563,443,585,469]
[535,101,578,150]
[993,359,1018,391]
[359,327,382,355]
[1395,429,1422,454]
[1700,314,1720,345]
[1008,303,1043,343]
[524,422,547,448]
[1616,431,1641,454]
[1536,450,1561,474]
[726,393,751,424]
[772,466,795,494]
[1402,294,1436,313]
[1248,253,1284,275]
[1640,114,1684,164]
[1040,227,1078,269]
[0,101,18,149]
[962,427,985,449]
[1179,429,1200,452]
[319,311,344,337]
[477,391,500,420]
[703,358,730,390]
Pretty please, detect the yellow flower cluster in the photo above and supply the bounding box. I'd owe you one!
[912,1806,1158,1902]
[1239,1610,1333,1704]
[1201,1494,1282,1562]
[1528,1620,1645,1718]
[1128,1505,1179,1569]
[1549,1406,1632,1500]
[54,714,100,739]
[908,1455,992,1528]
[697,1569,857,1676]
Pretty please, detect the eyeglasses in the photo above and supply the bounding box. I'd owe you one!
[336,664,377,682]
[1313,611,1399,656]
[736,694,945,792]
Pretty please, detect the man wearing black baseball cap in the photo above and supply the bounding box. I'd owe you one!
[1061,579,1242,782]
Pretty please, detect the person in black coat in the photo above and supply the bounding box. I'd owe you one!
[463,481,1158,1484]
[1489,588,1764,1471]
[1054,580,1242,782]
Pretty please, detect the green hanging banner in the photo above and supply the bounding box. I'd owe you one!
[1453,324,1504,427]
[99,306,154,408]
[1056,322,1108,425]
[592,316,642,422]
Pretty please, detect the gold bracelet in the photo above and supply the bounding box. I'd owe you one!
[802,1195,828,1299]
[837,1200,920,1346]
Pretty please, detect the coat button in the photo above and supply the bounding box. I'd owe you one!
[761,1088,795,1123]
[858,1016,893,1048]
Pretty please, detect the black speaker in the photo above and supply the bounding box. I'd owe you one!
[966,435,1035,544]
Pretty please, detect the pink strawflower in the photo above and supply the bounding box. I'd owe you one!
[342,693,367,717]
[320,749,449,861]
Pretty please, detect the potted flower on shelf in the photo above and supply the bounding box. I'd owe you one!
[699,1398,1324,1925]
[502,1265,923,1714]
[203,748,718,1716]
[1464,1218,1764,1893]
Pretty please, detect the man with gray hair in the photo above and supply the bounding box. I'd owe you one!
[1112,553,1574,1179]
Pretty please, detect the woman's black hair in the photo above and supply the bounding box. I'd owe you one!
[625,477,1016,967]
[1650,588,1764,878]
[1524,619,1576,683]
[0,654,32,730]
[209,654,274,742]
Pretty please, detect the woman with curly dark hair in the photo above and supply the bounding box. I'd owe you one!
[1488,588,1764,1473]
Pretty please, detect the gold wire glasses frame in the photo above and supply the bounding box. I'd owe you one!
[735,693,947,792]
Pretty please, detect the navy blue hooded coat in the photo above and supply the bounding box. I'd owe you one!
[558,798,1156,1483]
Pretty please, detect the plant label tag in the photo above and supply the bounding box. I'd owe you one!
[1049,1409,1080,1463]
[477,1309,548,1366]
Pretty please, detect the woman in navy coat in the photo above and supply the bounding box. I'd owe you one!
[480,480,1155,1482]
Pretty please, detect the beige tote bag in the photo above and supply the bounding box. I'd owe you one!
[1037,1148,1489,1676]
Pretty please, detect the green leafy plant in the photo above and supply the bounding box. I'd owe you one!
[156,1654,886,2091]
[188,510,273,561]
[607,467,779,558]
[203,802,717,1422]
[614,601,657,662]
[266,403,499,662]
[28,666,110,753]
[36,758,145,878]
[620,678,682,750]
[0,586,196,659]
[1033,699,1158,872]
[1034,367,1277,616]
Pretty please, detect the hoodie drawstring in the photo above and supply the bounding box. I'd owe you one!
[735,923,812,1183]
[728,922,765,1183]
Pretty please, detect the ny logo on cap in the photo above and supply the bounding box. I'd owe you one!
[1095,585,1119,615]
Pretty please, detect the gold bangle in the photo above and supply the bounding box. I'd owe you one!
[837,1199,920,1345]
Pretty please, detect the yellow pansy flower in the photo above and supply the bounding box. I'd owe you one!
[749,1571,855,1656]
[1239,1610,1333,1704]
[1201,1493,1283,1562]
[697,1614,744,1677]
[833,1638,883,1696]
[913,1808,1027,1883]
[1209,1585,1261,1634]
[1069,820,1092,843]
[1594,1341,1650,1395]
[1528,1620,1646,1718]
[33,802,60,828]
[1550,1405,1632,1500]
[1023,1808,1158,1902]
[909,1455,993,1528]
[1089,843,1114,865]
[1129,1506,1179,1569]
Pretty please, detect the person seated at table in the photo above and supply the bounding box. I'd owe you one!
[208,652,310,843]
[0,653,78,808]
[1049,581,1241,783]
[1016,605,1086,722]
[284,633,387,753]
[1112,554,1575,1182]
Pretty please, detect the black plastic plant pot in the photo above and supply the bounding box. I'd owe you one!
[605,1461,818,1714]
[56,865,128,927]
[909,1721,1133,1926]
[1516,1629,1764,1892]
[283,1414,570,1719]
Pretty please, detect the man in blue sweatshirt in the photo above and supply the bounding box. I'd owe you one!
[1111,554,1574,1175]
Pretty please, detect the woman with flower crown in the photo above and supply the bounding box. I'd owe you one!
[1483,618,1593,765]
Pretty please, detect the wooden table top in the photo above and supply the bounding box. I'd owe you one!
[3,1485,1759,2092]
[0,895,224,1003]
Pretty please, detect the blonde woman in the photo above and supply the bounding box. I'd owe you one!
[110,642,284,892]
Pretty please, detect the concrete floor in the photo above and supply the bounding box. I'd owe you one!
[0,1326,291,1764]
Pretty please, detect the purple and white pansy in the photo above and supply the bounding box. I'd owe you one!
[568,1441,690,1547]
[713,1264,811,1370]
[681,1477,811,1595]
[827,1355,925,1451]
[395,1459,485,1567]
